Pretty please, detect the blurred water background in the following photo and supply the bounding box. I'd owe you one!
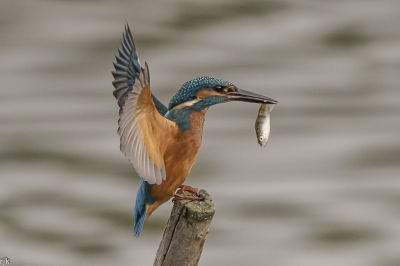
[1,0,400,265]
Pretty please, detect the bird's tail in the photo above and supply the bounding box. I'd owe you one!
[134,179,153,237]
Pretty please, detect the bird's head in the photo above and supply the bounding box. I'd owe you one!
[168,76,277,112]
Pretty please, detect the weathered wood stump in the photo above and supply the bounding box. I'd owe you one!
[153,189,215,266]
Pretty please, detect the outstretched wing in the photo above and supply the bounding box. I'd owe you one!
[112,24,176,185]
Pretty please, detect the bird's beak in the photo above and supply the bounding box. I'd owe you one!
[227,88,278,104]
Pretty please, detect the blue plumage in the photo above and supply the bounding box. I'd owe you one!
[165,76,233,130]
[152,93,168,115]
[168,76,233,110]
[166,109,191,131]
[134,179,155,237]
[112,25,140,107]
[166,93,228,131]
[112,25,170,116]
[192,95,228,111]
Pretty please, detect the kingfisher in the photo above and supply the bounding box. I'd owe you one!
[112,24,277,236]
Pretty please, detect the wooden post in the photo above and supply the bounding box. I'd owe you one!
[153,189,215,266]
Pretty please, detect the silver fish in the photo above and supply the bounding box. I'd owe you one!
[255,103,274,147]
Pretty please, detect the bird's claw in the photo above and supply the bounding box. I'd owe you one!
[172,185,201,202]
[172,194,200,202]
[176,185,200,195]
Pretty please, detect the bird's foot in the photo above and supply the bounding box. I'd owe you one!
[172,193,200,202]
[176,185,200,195]
[172,185,201,202]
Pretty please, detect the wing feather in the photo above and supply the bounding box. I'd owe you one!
[112,24,176,184]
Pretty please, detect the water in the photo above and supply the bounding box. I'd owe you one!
[1,0,400,265]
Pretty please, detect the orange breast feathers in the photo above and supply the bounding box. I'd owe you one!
[148,110,206,205]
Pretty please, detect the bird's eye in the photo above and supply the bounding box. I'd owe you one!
[214,85,224,92]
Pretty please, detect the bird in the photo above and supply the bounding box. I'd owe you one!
[112,24,277,236]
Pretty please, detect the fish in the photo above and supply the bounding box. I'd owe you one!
[255,103,274,147]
